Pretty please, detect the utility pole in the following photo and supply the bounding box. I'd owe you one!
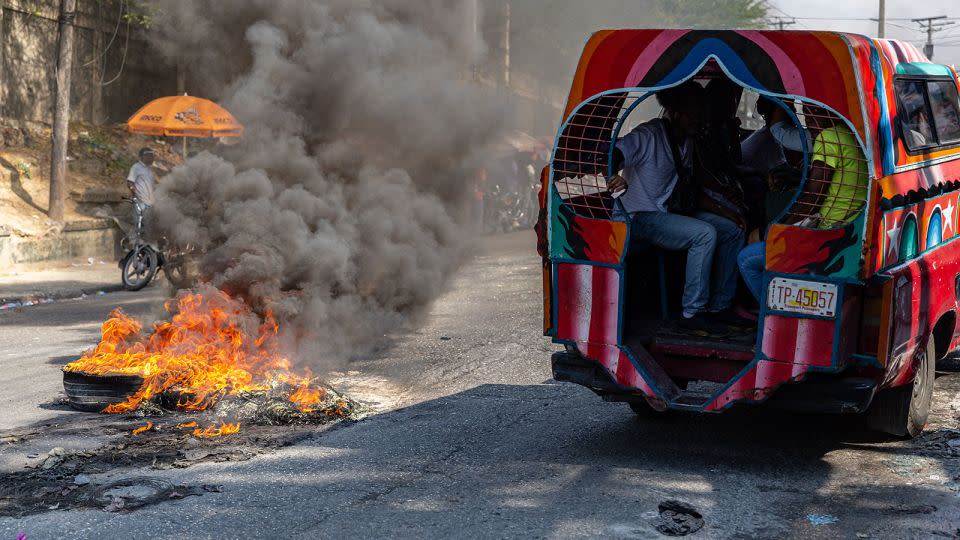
[502,0,510,88]
[912,15,955,60]
[878,0,885,38]
[468,0,478,81]
[49,0,77,224]
[770,17,796,31]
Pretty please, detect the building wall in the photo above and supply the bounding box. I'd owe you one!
[0,0,175,126]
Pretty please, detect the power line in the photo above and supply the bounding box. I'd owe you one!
[913,15,957,59]
[769,16,797,31]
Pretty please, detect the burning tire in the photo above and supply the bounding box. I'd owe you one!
[62,369,143,412]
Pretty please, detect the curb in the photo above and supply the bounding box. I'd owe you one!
[0,283,127,311]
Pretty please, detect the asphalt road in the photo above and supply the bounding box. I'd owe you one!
[2,231,960,539]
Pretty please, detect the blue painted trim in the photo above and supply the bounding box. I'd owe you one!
[868,42,896,175]
[840,34,877,183]
[829,281,847,369]
[851,353,883,368]
[616,267,626,346]
[549,263,559,338]
[619,344,667,401]
[695,357,762,411]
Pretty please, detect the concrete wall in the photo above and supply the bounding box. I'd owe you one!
[0,0,176,126]
[0,218,119,266]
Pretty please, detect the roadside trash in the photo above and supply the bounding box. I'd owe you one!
[16,534,25,540]
[26,453,39,459]
[439,336,451,341]
[97,477,204,512]
[87,257,95,265]
[807,514,839,526]
[0,302,22,311]
[650,500,704,536]
[73,474,91,486]
[883,504,936,514]
[97,291,106,296]
[39,447,68,470]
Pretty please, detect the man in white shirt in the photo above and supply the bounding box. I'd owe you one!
[607,81,745,337]
[127,147,157,241]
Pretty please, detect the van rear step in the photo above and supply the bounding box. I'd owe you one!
[552,348,878,413]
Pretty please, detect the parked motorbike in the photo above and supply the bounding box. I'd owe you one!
[117,200,197,291]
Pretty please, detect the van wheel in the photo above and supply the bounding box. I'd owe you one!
[629,400,668,417]
[867,335,936,438]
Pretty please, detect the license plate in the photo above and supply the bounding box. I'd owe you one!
[766,278,838,317]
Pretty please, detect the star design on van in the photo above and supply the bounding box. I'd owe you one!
[886,216,901,261]
[943,200,955,234]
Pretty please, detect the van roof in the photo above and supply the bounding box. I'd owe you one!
[561,29,955,181]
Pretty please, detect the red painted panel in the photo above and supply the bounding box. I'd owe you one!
[762,315,835,366]
[555,263,620,347]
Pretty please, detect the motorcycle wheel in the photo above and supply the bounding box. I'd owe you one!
[121,246,158,291]
[162,254,194,289]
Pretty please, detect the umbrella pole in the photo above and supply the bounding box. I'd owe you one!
[182,136,187,160]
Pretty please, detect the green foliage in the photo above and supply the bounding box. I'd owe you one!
[123,0,161,29]
[507,0,769,84]
[111,155,135,175]
[15,160,32,180]
[654,0,768,29]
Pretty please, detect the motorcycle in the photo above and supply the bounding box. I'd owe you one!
[117,200,197,291]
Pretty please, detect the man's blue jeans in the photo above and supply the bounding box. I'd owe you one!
[629,211,744,316]
[737,241,766,302]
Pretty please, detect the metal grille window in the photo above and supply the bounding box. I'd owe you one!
[776,104,869,229]
[551,92,648,219]
[551,89,869,230]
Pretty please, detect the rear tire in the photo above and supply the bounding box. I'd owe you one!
[162,255,194,289]
[629,400,666,417]
[867,335,936,438]
[121,246,158,291]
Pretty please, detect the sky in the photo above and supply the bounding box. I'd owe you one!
[771,0,960,65]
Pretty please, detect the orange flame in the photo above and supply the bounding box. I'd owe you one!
[132,422,153,435]
[177,421,198,429]
[64,290,340,433]
[192,421,240,438]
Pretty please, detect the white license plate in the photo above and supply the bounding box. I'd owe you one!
[766,278,838,317]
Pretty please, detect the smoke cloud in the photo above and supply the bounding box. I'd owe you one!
[147,0,506,364]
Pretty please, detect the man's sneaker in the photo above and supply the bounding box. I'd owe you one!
[676,313,731,338]
[707,308,756,331]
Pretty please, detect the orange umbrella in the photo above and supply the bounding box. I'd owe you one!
[127,94,243,140]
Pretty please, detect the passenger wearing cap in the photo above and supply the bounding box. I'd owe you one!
[127,147,158,240]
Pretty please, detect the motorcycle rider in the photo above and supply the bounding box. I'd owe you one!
[127,147,157,241]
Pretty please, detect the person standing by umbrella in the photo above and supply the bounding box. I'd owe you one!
[127,147,157,241]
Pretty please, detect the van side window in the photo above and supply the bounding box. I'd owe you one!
[895,80,936,150]
[928,80,960,144]
[895,78,960,152]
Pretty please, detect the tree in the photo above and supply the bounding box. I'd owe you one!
[654,0,768,29]
[49,0,77,224]
[504,0,768,87]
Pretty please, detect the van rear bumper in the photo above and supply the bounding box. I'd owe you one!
[552,348,877,413]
